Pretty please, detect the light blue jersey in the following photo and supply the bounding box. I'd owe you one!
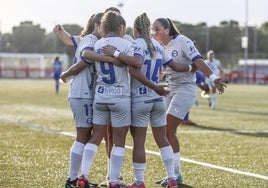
[164,34,201,91]
[205,58,222,77]
[131,37,172,102]
[205,58,222,87]
[93,36,132,100]
[93,36,132,127]
[131,37,172,127]
[68,34,98,99]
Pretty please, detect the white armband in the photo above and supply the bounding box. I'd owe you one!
[209,74,218,83]
[113,50,120,58]
[188,64,192,72]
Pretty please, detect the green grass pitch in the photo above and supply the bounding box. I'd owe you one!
[0,79,267,187]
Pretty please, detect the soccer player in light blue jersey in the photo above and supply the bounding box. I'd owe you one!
[152,18,227,187]
[102,13,195,188]
[77,11,135,188]
[54,13,104,188]
[205,50,224,109]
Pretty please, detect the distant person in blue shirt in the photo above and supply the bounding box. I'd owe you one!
[181,71,210,125]
[53,56,62,94]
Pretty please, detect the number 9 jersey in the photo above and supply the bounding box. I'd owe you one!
[93,36,133,100]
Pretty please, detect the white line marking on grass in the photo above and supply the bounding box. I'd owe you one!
[1,118,268,181]
[181,158,268,181]
[0,118,77,136]
[147,130,268,134]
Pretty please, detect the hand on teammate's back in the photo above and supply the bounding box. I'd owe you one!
[153,84,170,96]
[102,46,116,56]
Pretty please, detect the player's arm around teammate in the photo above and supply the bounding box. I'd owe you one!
[101,40,195,97]
[60,51,123,83]
[77,11,132,188]
[56,13,104,188]
[102,13,181,188]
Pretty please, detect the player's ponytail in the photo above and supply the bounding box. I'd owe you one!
[166,18,181,36]
[135,13,156,58]
[155,18,181,37]
[81,13,104,37]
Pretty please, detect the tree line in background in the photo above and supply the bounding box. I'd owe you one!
[0,20,268,71]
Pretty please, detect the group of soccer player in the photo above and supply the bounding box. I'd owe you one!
[53,7,226,188]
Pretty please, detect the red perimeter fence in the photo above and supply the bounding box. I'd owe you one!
[0,66,53,79]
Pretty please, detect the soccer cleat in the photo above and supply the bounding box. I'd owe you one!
[108,182,126,188]
[176,175,183,184]
[155,177,165,185]
[100,180,108,187]
[65,178,78,188]
[77,175,98,188]
[126,182,145,188]
[155,175,182,187]
[101,176,124,187]
[167,179,178,188]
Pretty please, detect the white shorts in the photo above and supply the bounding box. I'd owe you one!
[132,98,167,128]
[93,97,131,127]
[165,90,197,120]
[69,98,93,128]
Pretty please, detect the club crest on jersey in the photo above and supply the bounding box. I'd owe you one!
[171,50,179,57]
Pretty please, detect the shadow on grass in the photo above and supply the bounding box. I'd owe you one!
[216,108,268,117]
[183,123,268,138]
[180,183,194,188]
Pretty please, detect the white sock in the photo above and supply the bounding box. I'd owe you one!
[133,162,145,183]
[110,147,125,183]
[68,141,85,181]
[174,152,181,177]
[80,143,98,177]
[160,146,175,179]
[211,93,217,107]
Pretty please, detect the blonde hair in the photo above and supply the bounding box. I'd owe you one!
[134,13,156,58]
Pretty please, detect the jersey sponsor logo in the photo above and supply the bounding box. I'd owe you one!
[171,50,179,57]
[134,46,142,54]
[137,86,151,95]
[187,41,197,56]
[97,85,123,96]
[189,46,195,51]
